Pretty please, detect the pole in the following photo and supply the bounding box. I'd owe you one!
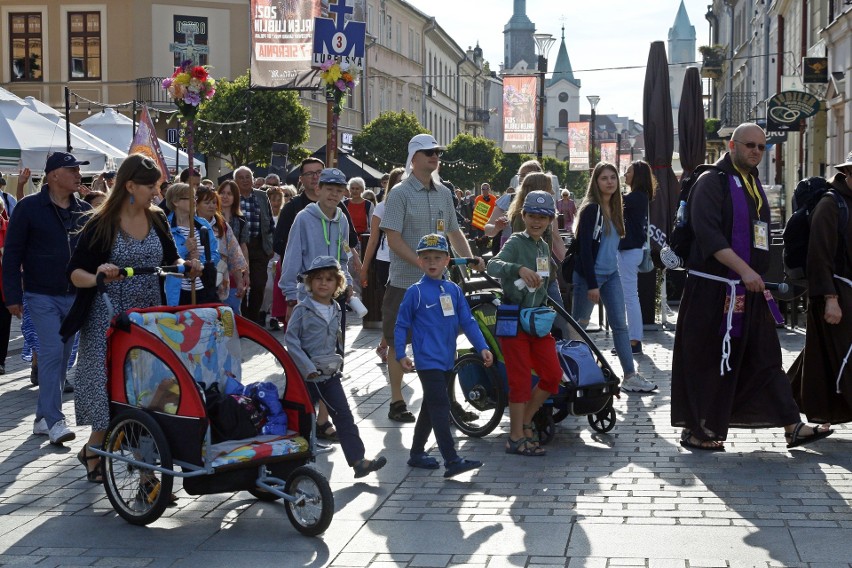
[187,117,197,304]
[589,108,596,170]
[537,56,546,161]
[64,87,71,152]
[132,100,138,136]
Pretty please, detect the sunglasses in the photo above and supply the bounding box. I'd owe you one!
[419,149,443,157]
[130,157,158,178]
[733,140,766,152]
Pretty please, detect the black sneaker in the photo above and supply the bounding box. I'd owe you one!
[30,365,38,386]
[0,364,5,375]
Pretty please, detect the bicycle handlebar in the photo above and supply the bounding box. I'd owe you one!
[95,265,186,293]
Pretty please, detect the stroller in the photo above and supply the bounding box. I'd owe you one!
[91,267,333,536]
[447,259,620,444]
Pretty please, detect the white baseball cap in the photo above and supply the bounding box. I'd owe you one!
[405,134,444,174]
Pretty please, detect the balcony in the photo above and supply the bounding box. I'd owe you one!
[719,92,757,136]
[136,77,173,108]
[464,107,490,123]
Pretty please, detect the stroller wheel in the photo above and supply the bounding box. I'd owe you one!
[589,406,617,433]
[102,410,174,526]
[532,407,556,445]
[284,466,334,537]
[449,353,506,438]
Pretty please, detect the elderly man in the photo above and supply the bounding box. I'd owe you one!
[671,123,832,451]
[233,165,275,324]
[380,134,484,422]
[265,173,281,187]
[3,152,92,445]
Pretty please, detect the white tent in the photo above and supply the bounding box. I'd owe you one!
[79,108,205,177]
[23,97,127,169]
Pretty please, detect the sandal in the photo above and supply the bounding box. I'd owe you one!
[353,455,387,478]
[388,400,415,423]
[376,345,388,363]
[522,422,540,446]
[451,401,479,423]
[444,457,483,478]
[77,447,103,483]
[785,423,833,449]
[679,434,725,452]
[407,452,440,469]
[316,421,339,443]
[505,436,546,457]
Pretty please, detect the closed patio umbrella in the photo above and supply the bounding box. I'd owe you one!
[677,67,706,179]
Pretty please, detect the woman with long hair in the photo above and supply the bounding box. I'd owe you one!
[572,162,656,393]
[217,180,250,314]
[196,186,248,306]
[65,153,201,482]
[618,160,657,354]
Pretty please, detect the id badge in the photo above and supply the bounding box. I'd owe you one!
[752,220,769,251]
[439,293,455,316]
[436,218,445,233]
[536,256,549,277]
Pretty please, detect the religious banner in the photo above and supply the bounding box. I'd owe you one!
[567,122,589,171]
[250,0,365,90]
[600,142,617,165]
[618,153,632,175]
[128,106,170,183]
[502,75,537,154]
[172,16,208,67]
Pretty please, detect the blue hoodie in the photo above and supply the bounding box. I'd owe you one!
[165,212,220,306]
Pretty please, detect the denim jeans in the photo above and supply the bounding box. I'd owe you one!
[571,271,635,375]
[307,374,365,465]
[25,292,75,428]
[226,288,242,315]
[411,369,458,464]
[617,248,644,342]
[546,278,571,340]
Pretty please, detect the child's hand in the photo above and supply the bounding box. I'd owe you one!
[518,266,541,289]
[399,356,414,372]
[480,349,493,367]
[587,288,600,304]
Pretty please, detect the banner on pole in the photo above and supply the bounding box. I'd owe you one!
[567,122,589,171]
[502,75,537,154]
[600,142,617,165]
[128,106,170,183]
[618,153,632,175]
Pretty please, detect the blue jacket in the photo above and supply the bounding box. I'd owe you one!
[394,275,488,372]
[573,204,604,289]
[619,191,649,251]
[164,213,220,306]
[2,186,91,304]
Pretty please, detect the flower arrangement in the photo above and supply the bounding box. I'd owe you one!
[320,58,358,114]
[162,59,216,118]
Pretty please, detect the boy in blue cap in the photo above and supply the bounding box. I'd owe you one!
[395,233,493,478]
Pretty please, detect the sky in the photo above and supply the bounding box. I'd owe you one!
[404,0,712,123]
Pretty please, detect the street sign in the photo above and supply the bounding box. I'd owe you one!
[767,91,820,131]
[166,128,179,145]
[311,0,365,68]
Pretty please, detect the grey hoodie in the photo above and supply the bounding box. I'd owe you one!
[284,298,343,381]
[279,201,352,301]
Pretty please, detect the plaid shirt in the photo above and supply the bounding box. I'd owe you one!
[380,175,459,288]
[240,193,261,239]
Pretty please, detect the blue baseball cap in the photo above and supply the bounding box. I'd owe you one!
[416,233,449,254]
[522,190,556,217]
[302,255,341,276]
[318,168,346,185]
[44,152,90,174]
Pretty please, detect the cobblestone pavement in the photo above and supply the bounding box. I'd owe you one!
[0,311,850,568]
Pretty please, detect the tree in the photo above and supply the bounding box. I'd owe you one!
[193,71,311,169]
[352,111,426,172]
[441,133,501,191]
[493,152,528,192]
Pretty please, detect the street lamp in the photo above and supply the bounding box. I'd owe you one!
[586,95,600,170]
[533,32,556,162]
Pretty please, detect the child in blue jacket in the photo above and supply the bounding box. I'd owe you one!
[394,234,493,478]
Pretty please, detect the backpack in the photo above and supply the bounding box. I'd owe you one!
[782,177,848,281]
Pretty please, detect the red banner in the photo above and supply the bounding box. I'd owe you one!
[600,142,617,165]
[618,153,632,175]
[502,75,537,154]
[568,122,589,171]
[128,106,170,184]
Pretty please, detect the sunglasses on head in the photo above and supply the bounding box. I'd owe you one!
[419,149,443,157]
[733,140,766,152]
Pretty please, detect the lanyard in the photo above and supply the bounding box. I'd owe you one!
[734,167,763,214]
[321,214,343,262]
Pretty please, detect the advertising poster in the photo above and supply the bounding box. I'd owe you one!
[250,0,365,89]
[619,153,632,175]
[600,142,617,166]
[502,75,537,154]
[128,106,170,183]
[567,122,589,171]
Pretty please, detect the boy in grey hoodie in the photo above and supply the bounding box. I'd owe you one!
[284,256,386,478]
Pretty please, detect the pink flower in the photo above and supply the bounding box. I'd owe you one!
[335,79,346,91]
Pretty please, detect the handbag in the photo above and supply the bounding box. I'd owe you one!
[519,306,557,337]
[638,202,654,273]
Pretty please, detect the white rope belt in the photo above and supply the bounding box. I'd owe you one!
[688,270,739,375]
[832,274,852,393]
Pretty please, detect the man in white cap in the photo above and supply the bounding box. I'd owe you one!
[379,133,485,422]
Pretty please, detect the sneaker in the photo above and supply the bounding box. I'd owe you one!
[314,441,335,454]
[33,418,49,436]
[63,381,74,394]
[268,317,282,331]
[621,373,657,393]
[0,363,5,375]
[48,420,76,445]
[30,364,38,386]
[451,401,479,422]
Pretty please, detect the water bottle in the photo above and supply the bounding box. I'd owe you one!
[675,200,687,227]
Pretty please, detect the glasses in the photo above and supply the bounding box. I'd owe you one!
[419,149,443,157]
[301,170,322,178]
[733,140,766,152]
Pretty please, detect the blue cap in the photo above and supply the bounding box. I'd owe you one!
[302,255,341,276]
[522,190,556,216]
[44,152,90,174]
[318,168,346,185]
[416,233,449,254]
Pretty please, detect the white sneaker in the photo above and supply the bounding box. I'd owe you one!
[621,373,658,393]
[48,420,75,445]
[33,418,49,436]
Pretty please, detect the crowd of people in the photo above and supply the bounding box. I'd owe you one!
[1,121,846,487]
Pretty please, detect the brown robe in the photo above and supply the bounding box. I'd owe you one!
[670,154,801,441]
[788,172,852,423]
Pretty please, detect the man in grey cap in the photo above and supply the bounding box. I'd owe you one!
[3,152,92,446]
[379,133,485,422]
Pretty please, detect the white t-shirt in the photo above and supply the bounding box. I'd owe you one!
[373,201,390,263]
[310,297,335,323]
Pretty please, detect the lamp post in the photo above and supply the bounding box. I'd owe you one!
[586,95,600,170]
[533,33,556,162]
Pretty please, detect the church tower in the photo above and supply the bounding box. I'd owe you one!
[503,0,536,73]
[668,0,696,111]
[545,26,581,140]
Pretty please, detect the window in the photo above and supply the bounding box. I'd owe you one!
[68,11,101,80]
[9,13,43,81]
[559,109,568,128]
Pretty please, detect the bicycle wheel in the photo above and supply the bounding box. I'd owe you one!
[102,410,174,526]
[284,466,334,537]
[448,353,506,438]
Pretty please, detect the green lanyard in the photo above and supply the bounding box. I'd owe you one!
[321,214,343,262]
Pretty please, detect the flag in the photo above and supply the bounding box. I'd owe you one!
[128,106,170,184]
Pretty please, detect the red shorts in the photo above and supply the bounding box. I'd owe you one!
[500,331,562,403]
